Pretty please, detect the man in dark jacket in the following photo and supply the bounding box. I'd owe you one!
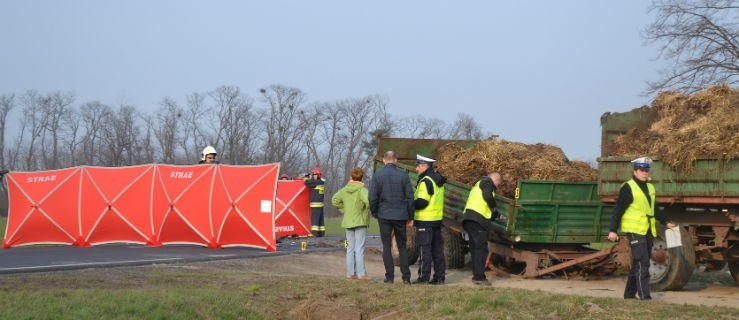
[413,154,447,284]
[369,151,414,284]
[462,172,503,286]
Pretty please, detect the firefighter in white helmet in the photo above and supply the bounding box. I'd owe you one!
[199,146,219,164]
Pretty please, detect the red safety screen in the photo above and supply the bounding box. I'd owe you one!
[2,164,279,251]
[274,180,310,237]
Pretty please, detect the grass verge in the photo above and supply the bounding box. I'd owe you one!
[0,264,735,319]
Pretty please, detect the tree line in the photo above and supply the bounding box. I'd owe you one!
[0,85,485,217]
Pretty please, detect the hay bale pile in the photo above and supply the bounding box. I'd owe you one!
[435,140,597,197]
[610,84,739,172]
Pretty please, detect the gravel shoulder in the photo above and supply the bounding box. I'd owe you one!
[215,243,738,309]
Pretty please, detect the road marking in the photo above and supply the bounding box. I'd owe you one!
[0,258,184,272]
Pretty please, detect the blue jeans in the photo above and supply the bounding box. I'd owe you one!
[346,227,367,277]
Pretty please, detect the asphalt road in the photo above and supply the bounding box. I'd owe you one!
[0,235,370,274]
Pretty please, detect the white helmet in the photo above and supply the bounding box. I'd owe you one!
[202,146,217,159]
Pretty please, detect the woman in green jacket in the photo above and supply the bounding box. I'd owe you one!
[332,167,370,280]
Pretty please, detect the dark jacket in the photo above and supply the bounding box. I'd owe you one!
[369,163,414,221]
[414,168,447,228]
[609,176,668,233]
[462,176,499,232]
[304,178,325,206]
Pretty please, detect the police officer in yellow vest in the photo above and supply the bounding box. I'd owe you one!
[412,154,447,284]
[462,172,503,286]
[608,157,675,300]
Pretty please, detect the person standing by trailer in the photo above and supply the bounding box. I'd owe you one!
[608,157,676,300]
[462,172,504,286]
[305,168,326,237]
[369,151,414,284]
[413,154,447,285]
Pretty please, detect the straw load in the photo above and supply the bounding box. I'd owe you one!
[610,84,739,172]
[434,140,597,197]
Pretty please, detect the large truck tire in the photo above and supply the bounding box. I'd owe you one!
[729,262,739,286]
[442,226,465,269]
[391,226,418,266]
[649,225,696,291]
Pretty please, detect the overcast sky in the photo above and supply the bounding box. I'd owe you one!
[0,1,665,162]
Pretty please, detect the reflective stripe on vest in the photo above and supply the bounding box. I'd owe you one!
[620,179,656,236]
[464,180,495,219]
[414,176,444,221]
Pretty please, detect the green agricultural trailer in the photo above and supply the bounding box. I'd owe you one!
[374,137,631,282]
[375,127,739,290]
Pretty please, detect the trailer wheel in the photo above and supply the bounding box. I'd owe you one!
[443,226,465,269]
[728,262,739,286]
[392,226,418,266]
[650,225,696,291]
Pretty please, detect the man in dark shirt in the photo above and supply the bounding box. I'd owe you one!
[369,151,414,284]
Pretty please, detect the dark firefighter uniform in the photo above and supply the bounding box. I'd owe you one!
[609,157,669,300]
[413,155,447,284]
[305,168,326,237]
[462,175,499,285]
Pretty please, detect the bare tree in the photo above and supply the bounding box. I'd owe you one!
[644,0,739,93]
[208,86,259,164]
[183,92,209,157]
[80,101,113,165]
[448,112,484,140]
[0,94,16,169]
[300,103,323,175]
[394,115,449,139]
[139,115,157,164]
[17,90,50,170]
[60,108,82,167]
[259,85,308,166]
[38,92,75,169]
[152,97,182,164]
[99,104,141,166]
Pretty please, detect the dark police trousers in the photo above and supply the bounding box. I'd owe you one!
[625,233,653,299]
[463,220,489,281]
[416,226,445,282]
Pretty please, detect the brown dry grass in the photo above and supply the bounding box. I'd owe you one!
[435,139,598,196]
[611,84,739,172]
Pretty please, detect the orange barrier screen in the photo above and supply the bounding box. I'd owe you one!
[2,164,279,251]
[274,180,310,237]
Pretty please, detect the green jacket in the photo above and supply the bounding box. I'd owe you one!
[332,181,370,229]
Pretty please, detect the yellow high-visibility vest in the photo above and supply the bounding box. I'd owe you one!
[620,179,657,236]
[414,176,444,221]
[464,180,495,219]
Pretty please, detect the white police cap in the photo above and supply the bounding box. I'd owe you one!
[631,156,653,168]
[416,154,436,165]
